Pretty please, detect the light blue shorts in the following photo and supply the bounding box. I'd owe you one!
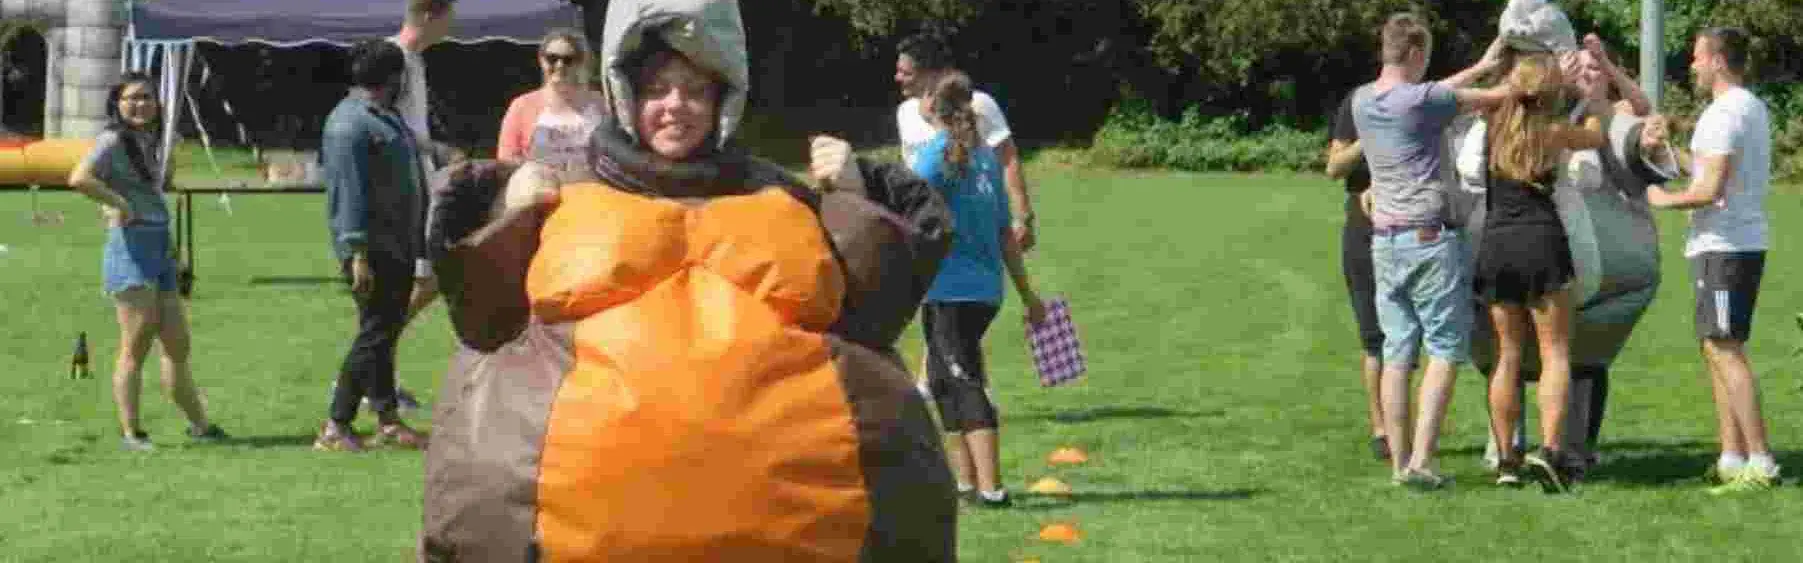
[102,224,179,295]
[1371,225,1473,370]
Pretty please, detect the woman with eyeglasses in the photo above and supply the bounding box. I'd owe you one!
[67,72,227,451]
[496,29,606,189]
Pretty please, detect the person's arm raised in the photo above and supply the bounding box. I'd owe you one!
[1439,38,1512,113]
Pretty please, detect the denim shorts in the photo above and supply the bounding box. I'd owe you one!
[1371,225,1473,369]
[102,224,179,295]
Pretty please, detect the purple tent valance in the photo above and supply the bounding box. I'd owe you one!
[130,0,582,46]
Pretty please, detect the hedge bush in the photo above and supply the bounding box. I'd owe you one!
[1086,100,1325,174]
[1087,86,1803,183]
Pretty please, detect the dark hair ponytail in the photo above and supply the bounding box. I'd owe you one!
[930,70,977,178]
[104,72,159,183]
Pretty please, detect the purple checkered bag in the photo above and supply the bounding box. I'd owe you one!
[1025,296,1086,387]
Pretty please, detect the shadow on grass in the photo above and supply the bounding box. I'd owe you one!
[1438,439,1714,457]
[228,434,320,449]
[248,276,342,286]
[1587,451,1717,487]
[1017,406,1222,424]
[1015,488,1262,511]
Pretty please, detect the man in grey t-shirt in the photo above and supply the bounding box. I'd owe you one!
[1351,13,1512,489]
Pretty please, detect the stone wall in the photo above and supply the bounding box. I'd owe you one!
[0,0,122,138]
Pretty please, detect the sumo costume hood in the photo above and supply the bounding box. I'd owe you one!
[599,0,749,150]
[418,1,959,561]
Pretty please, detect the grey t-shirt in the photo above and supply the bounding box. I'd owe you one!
[80,129,169,227]
[1351,82,1459,229]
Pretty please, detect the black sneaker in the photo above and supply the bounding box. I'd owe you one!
[188,423,229,443]
[976,490,1013,508]
[1495,458,1526,488]
[1370,436,1392,460]
[1525,448,1574,494]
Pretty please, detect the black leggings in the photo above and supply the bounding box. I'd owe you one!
[921,302,1000,433]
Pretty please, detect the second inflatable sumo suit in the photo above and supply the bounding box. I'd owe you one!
[1448,0,1682,466]
[416,1,959,560]
[1450,109,1679,461]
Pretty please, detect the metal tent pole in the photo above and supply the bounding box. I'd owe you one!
[1641,0,1665,109]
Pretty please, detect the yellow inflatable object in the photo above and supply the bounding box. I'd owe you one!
[0,138,97,186]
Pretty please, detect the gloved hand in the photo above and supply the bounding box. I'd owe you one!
[501,162,563,214]
[427,159,519,261]
[808,135,865,194]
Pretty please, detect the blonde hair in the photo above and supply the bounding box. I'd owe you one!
[1487,53,1568,191]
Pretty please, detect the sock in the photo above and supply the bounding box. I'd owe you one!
[1747,452,1779,477]
[956,483,975,494]
[1718,452,1747,472]
[979,489,1008,501]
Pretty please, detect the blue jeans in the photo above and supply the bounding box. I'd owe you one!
[1371,226,1473,371]
[102,224,179,295]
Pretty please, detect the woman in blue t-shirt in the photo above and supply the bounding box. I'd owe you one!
[67,73,225,451]
[909,70,1046,508]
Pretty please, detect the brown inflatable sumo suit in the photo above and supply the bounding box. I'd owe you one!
[417,1,959,560]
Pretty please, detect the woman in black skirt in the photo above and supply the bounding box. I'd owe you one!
[1475,53,1606,492]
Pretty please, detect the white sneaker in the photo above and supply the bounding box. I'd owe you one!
[121,432,155,452]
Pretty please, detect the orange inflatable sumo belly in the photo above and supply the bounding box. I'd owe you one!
[421,167,958,563]
[527,186,865,561]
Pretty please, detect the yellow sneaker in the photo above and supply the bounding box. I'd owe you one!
[1707,466,1780,496]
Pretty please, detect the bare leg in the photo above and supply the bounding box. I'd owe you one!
[1380,364,1412,476]
[1703,342,1746,457]
[111,289,160,437]
[1487,304,1528,466]
[1529,288,1574,451]
[1362,353,1385,438]
[154,291,210,432]
[1405,356,1458,473]
[964,428,1002,493]
[1704,339,1769,456]
[944,432,975,490]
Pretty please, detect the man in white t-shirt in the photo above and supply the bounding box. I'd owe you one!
[893,32,1035,251]
[390,0,456,326]
[1646,27,1779,493]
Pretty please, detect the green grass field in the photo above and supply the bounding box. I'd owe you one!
[3,154,1802,562]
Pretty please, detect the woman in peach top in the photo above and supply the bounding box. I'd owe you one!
[496,28,606,183]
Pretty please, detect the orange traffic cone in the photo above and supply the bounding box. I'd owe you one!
[1046,446,1090,465]
[1028,476,1073,495]
[1037,521,1083,544]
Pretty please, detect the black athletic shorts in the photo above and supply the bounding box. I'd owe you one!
[1691,251,1765,342]
[1341,194,1383,356]
[921,302,1000,433]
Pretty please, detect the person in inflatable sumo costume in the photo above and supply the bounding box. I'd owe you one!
[1453,0,1680,480]
[416,0,960,561]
